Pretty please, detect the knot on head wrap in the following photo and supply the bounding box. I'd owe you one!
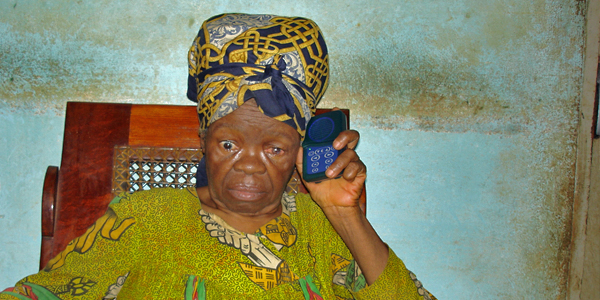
[187,13,329,138]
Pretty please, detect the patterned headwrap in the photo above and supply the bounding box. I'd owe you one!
[187,13,329,138]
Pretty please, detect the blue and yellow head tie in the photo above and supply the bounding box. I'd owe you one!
[187,13,329,138]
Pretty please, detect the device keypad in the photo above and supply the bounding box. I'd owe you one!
[306,145,338,175]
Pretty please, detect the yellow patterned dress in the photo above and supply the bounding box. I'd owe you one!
[1,188,435,299]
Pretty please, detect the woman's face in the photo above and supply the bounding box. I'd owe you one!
[202,100,301,215]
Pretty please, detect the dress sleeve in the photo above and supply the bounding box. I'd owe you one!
[0,196,138,300]
[294,192,436,300]
[350,248,437,300]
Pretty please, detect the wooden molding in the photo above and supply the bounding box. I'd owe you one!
[567,0,600,298]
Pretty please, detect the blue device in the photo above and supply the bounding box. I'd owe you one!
[302,110,347,182]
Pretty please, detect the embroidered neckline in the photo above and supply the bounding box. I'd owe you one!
[197,192,297,237]
[195,192,301,290]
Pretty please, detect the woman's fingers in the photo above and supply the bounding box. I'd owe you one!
[342,159,366,181]
[333,130,360,150]
[325,148,365,180]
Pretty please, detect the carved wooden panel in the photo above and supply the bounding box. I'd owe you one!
[112,146,202,195]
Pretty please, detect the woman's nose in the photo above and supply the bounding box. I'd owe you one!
[233,148,267,175]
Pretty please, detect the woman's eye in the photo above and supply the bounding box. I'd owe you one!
[221,141,234,150]
[270,147,283,155]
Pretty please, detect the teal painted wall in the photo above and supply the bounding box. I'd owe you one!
[0,0,585,298]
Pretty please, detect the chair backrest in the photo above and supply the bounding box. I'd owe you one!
[40,102,360,270]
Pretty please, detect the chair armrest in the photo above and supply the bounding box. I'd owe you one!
[40,166,58,270]
[42,166,59,237]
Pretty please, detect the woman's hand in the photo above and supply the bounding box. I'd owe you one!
[296,126,389,285]
[295,128,366,212]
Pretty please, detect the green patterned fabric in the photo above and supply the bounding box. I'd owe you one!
[1,188,434,299]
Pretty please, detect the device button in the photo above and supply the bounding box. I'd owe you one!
[311,155,320,162]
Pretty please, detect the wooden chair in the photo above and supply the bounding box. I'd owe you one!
[40,102,361,270]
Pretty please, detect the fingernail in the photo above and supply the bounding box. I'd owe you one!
[326,170,334,177]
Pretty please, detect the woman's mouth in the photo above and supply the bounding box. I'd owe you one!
[226,185,266,201]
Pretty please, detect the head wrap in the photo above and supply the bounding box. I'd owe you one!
[187,13,329,137]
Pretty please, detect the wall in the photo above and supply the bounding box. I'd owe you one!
[0,0,586,298]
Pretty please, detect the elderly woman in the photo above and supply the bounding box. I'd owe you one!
[1,14,434,299]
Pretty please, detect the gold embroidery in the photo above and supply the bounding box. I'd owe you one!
[45,208,135,271]
[45,277,96,296]
[330,253,351,275]
[260,213,297,247]
[238,262,278,290]
[238,261,299,291]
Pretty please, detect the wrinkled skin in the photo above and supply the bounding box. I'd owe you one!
[197,99,301,232]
